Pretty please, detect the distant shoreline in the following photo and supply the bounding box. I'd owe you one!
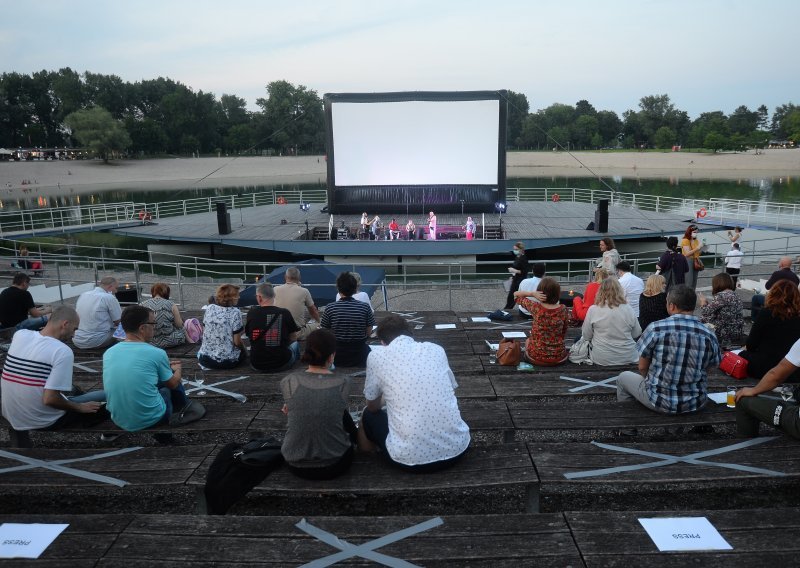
[1,149,798,197]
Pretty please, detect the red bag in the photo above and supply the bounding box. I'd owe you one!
[719,351,748,379]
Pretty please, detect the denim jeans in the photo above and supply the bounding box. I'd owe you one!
[157,382,188,424]
[15,315,48,332]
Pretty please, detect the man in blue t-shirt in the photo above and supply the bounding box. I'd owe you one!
[103,305,187,431]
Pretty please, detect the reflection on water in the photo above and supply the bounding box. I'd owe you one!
[0,175,798,212]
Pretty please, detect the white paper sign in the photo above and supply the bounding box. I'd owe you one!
[471,317,491,322]
[502,331,526,339]
[638,517,732,551]
[435,324,457,330]
[707,392,729,405]
[488,343,499,350]
[0,523,69,559]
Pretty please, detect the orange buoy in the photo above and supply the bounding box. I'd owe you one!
[276,196,287,205]
[697,207,707,218]
[552,193,561,202]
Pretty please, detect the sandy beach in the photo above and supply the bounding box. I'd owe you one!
[1,149,798,196]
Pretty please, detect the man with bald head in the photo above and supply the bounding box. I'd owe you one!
[274,266,320,340]
[73,276,122,349]
[765,257,799,290]
[2,306,106,431]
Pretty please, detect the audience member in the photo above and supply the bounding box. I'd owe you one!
[503,241,529,309]
[740,280,800,381]
[735,338,800,440]
[0,273,52,331]
[335,272,374,313]
[359,314,470,472]
[274,266,321,340]
[321,272,375,367]
[281,329,356,480]
[514,277,569,366]
[681,224,704,290]
[724,243,744,287]
[104,306,188,431]
[656,236,688,291]
[582,278,642,366]
[765,256,799,290]
[615,285,721,414]
[140,283,186,348]
[73,276,122,349]
[517,262,546,318]
[572,268,610,322]
[638,274,669,331]
[198,284,246,369]
[247,283,300,373]
[596,237,621,274]
[616,261,644,317]
[698,273,744,347]
[1,306,106,431]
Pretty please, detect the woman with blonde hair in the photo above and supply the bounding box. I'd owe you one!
[198,284,246,369]
[638,274,669,331]
[581,278,642,366]
[572,268,610,322]
[141,282,186,348]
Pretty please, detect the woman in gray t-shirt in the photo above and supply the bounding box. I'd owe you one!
[280,329,356,480]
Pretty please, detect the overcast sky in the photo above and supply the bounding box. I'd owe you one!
[2,0,797,119]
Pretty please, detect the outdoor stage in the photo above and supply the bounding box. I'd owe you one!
[110,200,714,257]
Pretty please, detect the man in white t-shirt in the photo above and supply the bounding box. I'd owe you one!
[736,337,800,440]
[724,243,744,287]
[517,263,546,318]
[1,306,106,431]
[73,276,122,349]
[616,261,645,317]
[359,314,470,472]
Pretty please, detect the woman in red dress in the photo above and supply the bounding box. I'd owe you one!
[514,277,569,366]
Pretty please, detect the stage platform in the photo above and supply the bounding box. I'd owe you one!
[110,201,708,256]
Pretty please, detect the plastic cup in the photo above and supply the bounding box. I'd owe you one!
[726,386,736,408]
[488,351,497,365]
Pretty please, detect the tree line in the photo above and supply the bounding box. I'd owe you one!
[1,68,798,160]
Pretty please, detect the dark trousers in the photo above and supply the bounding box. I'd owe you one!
[736,396,800,439]
[726,267,740,287]
[751,294,765,321]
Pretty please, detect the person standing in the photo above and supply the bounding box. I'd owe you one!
[656,236,688,292]
[596,237,621,274]
[681,224,704,290]
[247,283,300,373]
[427,211,437,240]
[0,273,52,331]
[274,266,321,341]
[504,241,529,310]
[360,212,369,240]
[464,216,476,240]
[73,276,122,349]
[370,214,382,240]
[727,226,743,247]
[724,243,744,287]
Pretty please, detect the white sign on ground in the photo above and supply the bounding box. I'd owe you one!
[638,517,732,552]
[0,523,69,559]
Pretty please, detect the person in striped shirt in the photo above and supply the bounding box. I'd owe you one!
[320,272,375,367]
[615,284,722,414]
[1,306,106,431]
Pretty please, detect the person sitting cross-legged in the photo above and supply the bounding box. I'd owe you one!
[1,306,107,432]
[103,305,189,431]
[321,272,375,367]
[358,314,470,472]
[615,284,722,414]
[247,283,301,373]
[0,272,52,332]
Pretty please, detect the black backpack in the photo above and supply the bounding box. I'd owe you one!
[203,437,284,515]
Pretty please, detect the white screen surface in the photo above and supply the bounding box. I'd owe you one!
[331,99,500,186]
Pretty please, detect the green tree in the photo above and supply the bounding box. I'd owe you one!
[225,123,256,153]
[654,126,676,149]
[595,110,623,147]
[785,110,800,143]
[728,105,758,136]
[505,90,530,147]
[704,132,728,153]
[256,80,324,154]
[756,104,769,131]
[64,107,131,162]
[572,114,598,149]
[547,126,570,149]
[771,103,799,138]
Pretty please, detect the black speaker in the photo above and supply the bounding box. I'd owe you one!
[215,202,232,235]
[594,200,609,233]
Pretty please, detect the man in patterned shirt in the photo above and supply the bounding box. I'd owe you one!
[615,284,721,414]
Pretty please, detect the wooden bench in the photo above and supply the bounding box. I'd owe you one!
[0,513,582,566]
[508,400,739,442]
[188,442,540,516]
[530,436,800,512]
[565,508,800,567]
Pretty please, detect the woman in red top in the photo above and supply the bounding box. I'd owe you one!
[514,277,569,366]
[572,268,611,322]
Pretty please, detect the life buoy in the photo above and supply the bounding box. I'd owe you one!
[697,207,707,218]
[552,194,561,202]
[138,209,152,221]
[276,196,287,205]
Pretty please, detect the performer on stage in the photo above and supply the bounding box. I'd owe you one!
[370,214,382,240]
[428,211,437,241]
[464,216,476,240]
[388,219,400,240]
[360,212,369,240]
[406,219,416,240]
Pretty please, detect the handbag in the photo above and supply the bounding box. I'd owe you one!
[694,257,705,271]
[568,337,593,364]
[719,351,748,379]
[497,338,521,366]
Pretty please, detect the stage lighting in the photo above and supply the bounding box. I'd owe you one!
[494,202,506,213]
[299,202,311,212]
